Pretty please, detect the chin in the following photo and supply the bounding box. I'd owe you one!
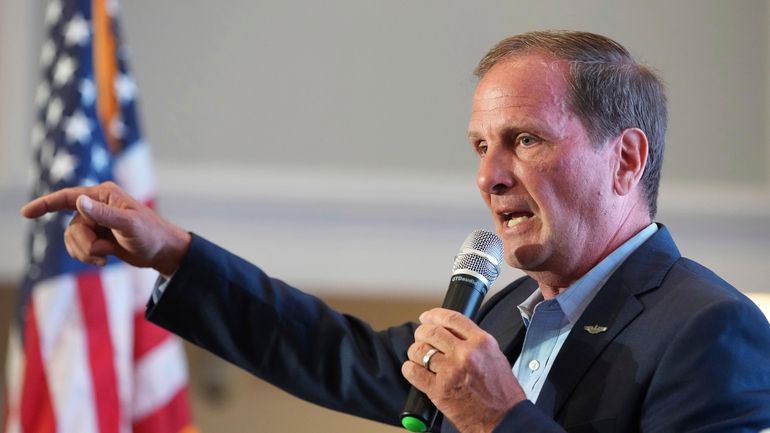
[504,243,548,271]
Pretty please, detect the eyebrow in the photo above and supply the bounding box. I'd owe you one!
[467,122,548,142]
[467,131,483,142]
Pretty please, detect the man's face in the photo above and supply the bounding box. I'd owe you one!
[468,54,619,282]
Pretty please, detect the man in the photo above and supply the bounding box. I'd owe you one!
[22,31,770,432]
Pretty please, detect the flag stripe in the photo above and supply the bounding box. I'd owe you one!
[100,264,137,433]
[132,336,189,420]
[19,302,56,433]
[134,312,172,360]
[4,324,23,433]
[77,272,121,433]
[133,388,195,433]
[36,274,99,433]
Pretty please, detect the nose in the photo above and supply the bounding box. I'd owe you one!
[477,147,514,195]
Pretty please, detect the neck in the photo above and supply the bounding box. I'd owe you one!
[531,217,652,300]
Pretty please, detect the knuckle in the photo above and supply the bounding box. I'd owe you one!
[455,347,472,366]
[64,227,79,249]
[401,360,417,380]
[407,342,420,361]
[445,310,463,325]
[63,238,75,259]
[413,323,427,340]
[466,350,485,371]
[408,342,432,362]
[479,332,498,350]
[86,241,101,257]
[415,323,437,341]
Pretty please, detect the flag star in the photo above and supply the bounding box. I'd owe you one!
[64,111,93,144]
[49,149,78,183]
[28,165,40,183]
[53,55,77,87]
[35,82,51,107]
[45,0,62,26]
[39,140,56,166]
[115,74,137,103]
[28,264,40,279]
[106,0,120,16]
[27,263,40,279]
[79,78,96,106]
[31,123,46,149]
[32,228,48,263]
[65,14,91,46]
[91,145,110,173]
[40,39,57,68]
[46,97,64,127]
[110,116,126,138]
[80,176,99,187]
[36,182,52,199]
[117,45,129,61]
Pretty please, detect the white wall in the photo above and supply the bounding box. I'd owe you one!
[0,0,39,283]
[1,0,768,297]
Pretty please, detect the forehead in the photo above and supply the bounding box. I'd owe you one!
[470,54,572,126]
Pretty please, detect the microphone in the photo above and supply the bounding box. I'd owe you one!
[400,229,504,433]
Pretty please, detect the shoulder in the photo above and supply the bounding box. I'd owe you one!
[639,270,770,430]
[653,256,759,315]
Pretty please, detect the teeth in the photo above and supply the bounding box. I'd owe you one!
[507,215,530,228]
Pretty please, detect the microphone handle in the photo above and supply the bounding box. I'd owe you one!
[400,276,488,432]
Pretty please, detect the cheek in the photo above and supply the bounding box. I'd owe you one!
[532,158,594,218]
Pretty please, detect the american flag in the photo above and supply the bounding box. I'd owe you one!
[4,0,197,432]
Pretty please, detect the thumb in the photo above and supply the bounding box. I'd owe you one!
[76,195,130,231]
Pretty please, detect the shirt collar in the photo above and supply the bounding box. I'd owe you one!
[517,223,658,326]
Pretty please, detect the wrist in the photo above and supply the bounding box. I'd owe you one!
[155,225,191,278]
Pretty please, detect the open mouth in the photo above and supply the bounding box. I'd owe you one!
[503,212,534,228]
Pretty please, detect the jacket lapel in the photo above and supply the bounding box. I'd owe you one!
[534,225,681,418]
[481,278,538,363]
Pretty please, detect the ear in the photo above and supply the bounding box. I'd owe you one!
[613,128,648,196]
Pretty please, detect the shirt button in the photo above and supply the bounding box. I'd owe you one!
[528,360,540,371]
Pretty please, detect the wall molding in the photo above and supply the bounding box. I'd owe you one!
[2,163,769,296]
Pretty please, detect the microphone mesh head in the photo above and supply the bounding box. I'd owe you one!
[451,229,504,287]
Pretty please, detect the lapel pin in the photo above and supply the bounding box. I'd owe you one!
[583,325,608,335]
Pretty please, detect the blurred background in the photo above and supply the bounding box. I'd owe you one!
[0,0,768,432]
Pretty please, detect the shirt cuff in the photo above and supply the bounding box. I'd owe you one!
[151,272,175,304]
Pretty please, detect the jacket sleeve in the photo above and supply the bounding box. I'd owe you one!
[145,233,417,426]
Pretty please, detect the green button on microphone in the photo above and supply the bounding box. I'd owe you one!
[401,415,428,432]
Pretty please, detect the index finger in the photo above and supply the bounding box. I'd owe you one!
[21,186,96,218]
[419,308,480,339]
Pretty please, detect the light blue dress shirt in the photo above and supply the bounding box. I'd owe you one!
[512,223,658,403]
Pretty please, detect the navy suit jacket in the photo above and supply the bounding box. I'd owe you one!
[146,225,770,432]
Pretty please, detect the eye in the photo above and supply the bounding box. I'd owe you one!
[515,133,540,148]
[475,141,488,156]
